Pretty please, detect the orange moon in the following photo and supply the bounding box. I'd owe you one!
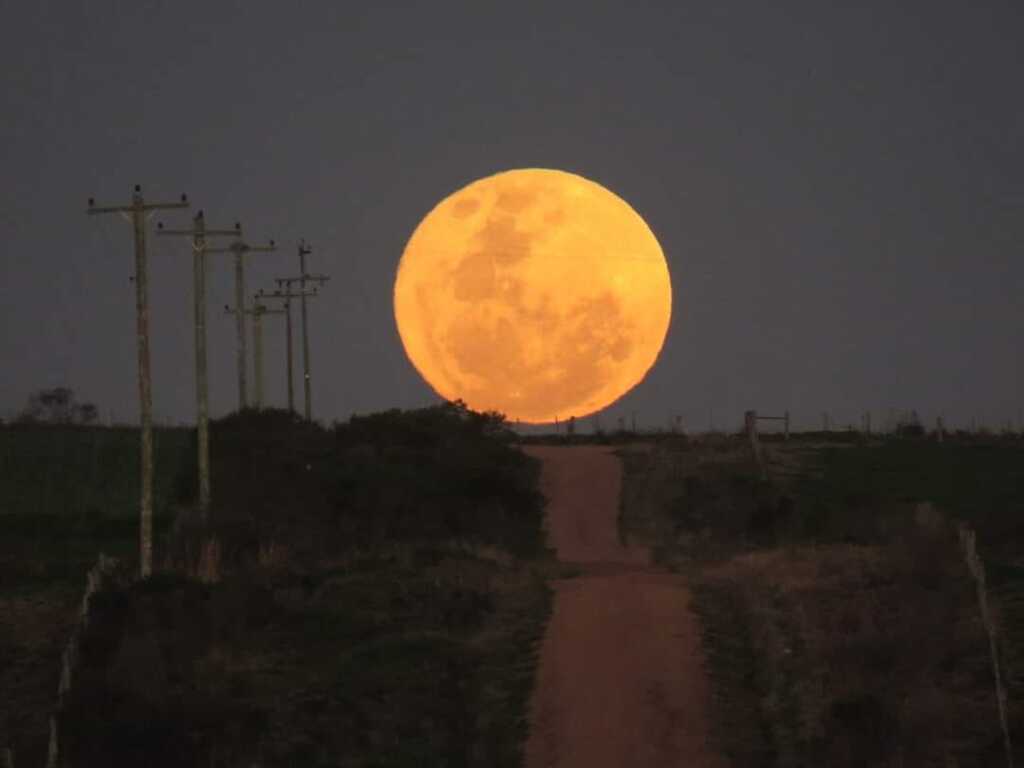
[393,168,672,424]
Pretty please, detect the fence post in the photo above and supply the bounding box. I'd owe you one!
[46,554,120,768]
[959,525,1014,768]
[783,410,790,441]
[937,416,945,443]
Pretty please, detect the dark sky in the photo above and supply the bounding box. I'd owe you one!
[2,1,1022,432]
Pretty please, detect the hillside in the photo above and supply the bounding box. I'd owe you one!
[1,405,554,767]
[618,431,1024,767]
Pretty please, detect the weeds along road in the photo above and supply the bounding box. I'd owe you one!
[522,445,725,768]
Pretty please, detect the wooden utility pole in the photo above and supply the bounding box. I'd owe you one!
[224,299,284,410]
[208,234,276,409]
[275,240,329,420]
[156,213,240,514]
[251,298,285,409]
[87,185,189,578]
[256,286,317,413]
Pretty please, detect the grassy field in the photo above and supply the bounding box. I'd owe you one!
[0,424,193,765]
[1,407,554,767]
[618,432,1024,767]
[12,417,1022,765]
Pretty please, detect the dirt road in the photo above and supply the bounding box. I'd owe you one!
[523,445,724,768]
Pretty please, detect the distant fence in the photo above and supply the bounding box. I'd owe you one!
[45,553,121,768]
[959,524,1014,768]
[744,410,789,479]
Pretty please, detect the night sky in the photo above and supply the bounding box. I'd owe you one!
[2,1,1021,432]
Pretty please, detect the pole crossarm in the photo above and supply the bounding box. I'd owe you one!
[224,304,286,317]
[257,287,318,301]
[156,212,240,240]
[253,303,286,316]
[157,227,240,235]
[207,239,277,255]
[87,199,189,215]
[224,305,258,316]
[275,273,330,286]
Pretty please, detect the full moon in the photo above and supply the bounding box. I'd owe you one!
[394,168,672,424]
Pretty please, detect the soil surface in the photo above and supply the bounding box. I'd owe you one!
[523,445,724,768]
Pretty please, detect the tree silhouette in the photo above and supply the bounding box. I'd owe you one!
[17,387,98,425]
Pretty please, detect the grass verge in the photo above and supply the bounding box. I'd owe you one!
[619,433,1024,766]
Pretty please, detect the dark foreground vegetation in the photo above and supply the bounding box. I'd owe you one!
[0,404,552,767]
[619,432,1024,767]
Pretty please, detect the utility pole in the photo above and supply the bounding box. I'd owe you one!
[256,286,318,413]
[87,185,189,579]
[251,298,285,410]
[275,239,329,420]
[208,234,276,410]
[224,299,284,410]
[156,212,240,514]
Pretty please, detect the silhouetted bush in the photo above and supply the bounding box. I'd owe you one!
[185,403,544,574]
[330,402,543,557]
[16,387,98,425]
